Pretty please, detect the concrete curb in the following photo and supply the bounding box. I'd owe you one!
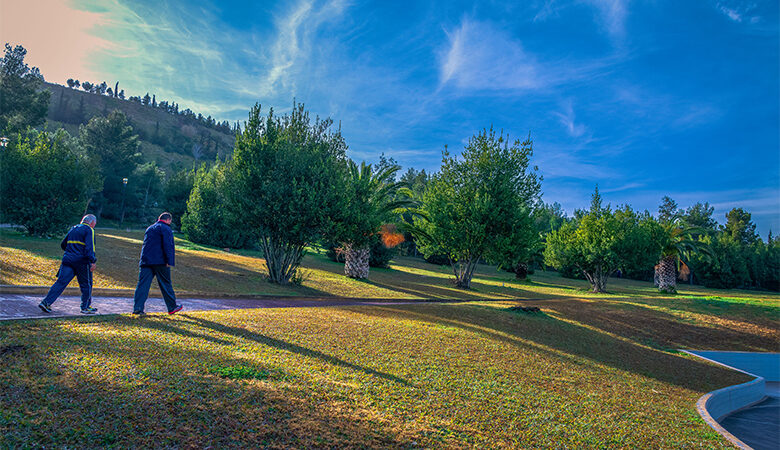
[682,350,778,449]
[695,377,766,450]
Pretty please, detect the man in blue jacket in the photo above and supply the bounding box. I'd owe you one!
[39,214,99,314]
[132,212,183,315]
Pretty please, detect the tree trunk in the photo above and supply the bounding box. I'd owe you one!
[261,235,305,285]
[583,266,609,293]
[344,245,370,279]
[452,257,479,289]
[657,255,677,293]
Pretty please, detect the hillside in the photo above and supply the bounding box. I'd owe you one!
[43,82,236,171]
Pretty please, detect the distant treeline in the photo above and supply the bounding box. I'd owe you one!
[64,78,236,134]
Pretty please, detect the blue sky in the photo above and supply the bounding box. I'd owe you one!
[3,0,779,235]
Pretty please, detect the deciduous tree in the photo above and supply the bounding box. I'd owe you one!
[415,128,540,288]
[226,103,348,284]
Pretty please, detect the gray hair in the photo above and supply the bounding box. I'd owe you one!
[82,214,97,225]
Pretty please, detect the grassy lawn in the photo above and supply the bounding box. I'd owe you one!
[0,301,769,448]
[2,228,779,447]
[3,228,779,305]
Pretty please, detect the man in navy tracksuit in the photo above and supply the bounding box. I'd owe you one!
[39,215,99,314]
[132,212,182,315]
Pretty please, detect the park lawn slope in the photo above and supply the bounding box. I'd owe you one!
[0,302,756,448]
[3,228,780,304]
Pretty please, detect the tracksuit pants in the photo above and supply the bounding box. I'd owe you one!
[133,265,177,313]
[41,263,92,309]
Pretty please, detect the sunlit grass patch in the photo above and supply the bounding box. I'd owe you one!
[0,303,758,448]
[209,365,273,380]
[3,228,779,304]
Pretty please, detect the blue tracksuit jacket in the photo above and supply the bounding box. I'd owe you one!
[60,223,97,266]
[139,221,176,267]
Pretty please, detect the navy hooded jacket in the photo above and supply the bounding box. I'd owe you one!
[60,223,97,266]
[139,221,176,267]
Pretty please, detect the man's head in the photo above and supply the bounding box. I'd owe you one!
[81,214,97,228]
[158,212,173,225]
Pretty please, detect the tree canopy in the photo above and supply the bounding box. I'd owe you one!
[226,103,348,284]
[0,43,50,134]
[0,129,99,235]
[415,128,540,288]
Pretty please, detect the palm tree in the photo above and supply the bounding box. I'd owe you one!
[655,216,712,293]
[340,161,414,279]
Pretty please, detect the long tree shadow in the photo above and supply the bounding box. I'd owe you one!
[618,295,780,325]
[540,298,779,352]
[0,320,409,448]
[176,314,412,386]
[131,316,235,346]
[345,304,749,392]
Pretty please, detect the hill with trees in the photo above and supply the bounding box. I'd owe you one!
[45,81,236,171]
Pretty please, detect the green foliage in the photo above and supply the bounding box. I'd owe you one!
[415,127,540,288]
[724,208,758,245]
[534,201,568,234]
[616,209,661,281]
[682,202,717,232]
[368,234,397,268]
[0,129,99,235]
[226,102,348,284]
[657,196,678,225]
[126,162,166,224]
[396,167,430,256]
[208,365,270,380]
[181,164,253,248]
[79,110,141,220]
[688,225,779,291]
[333,160,411,249]
[544,188,636,293]
[0,44,50,134]
[163,167,196,229]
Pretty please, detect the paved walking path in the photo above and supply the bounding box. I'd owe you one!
[0,294,429,321]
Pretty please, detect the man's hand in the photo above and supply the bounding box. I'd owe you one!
[166,264,171,268]
[90,263,96,272]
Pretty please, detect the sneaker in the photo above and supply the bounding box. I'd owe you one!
[80,308,97,315]
[38,302,52,313]
[168,305,183,315]
[132,310,145,316]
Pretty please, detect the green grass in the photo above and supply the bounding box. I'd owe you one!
[0,303,761,448]
[3,228,779,306]
[2,228,778,447]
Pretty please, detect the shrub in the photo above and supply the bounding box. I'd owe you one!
[181,164,253,248]
[0,129,98,236]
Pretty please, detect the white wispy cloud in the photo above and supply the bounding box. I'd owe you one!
[553,101,587,137]
[261,0,348,96]
[714,1,762,24]
[533,0,629,42]
[438,17,623,93]
[439,18,540,91]
[601,182,643,193]
[582,0,628,38]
